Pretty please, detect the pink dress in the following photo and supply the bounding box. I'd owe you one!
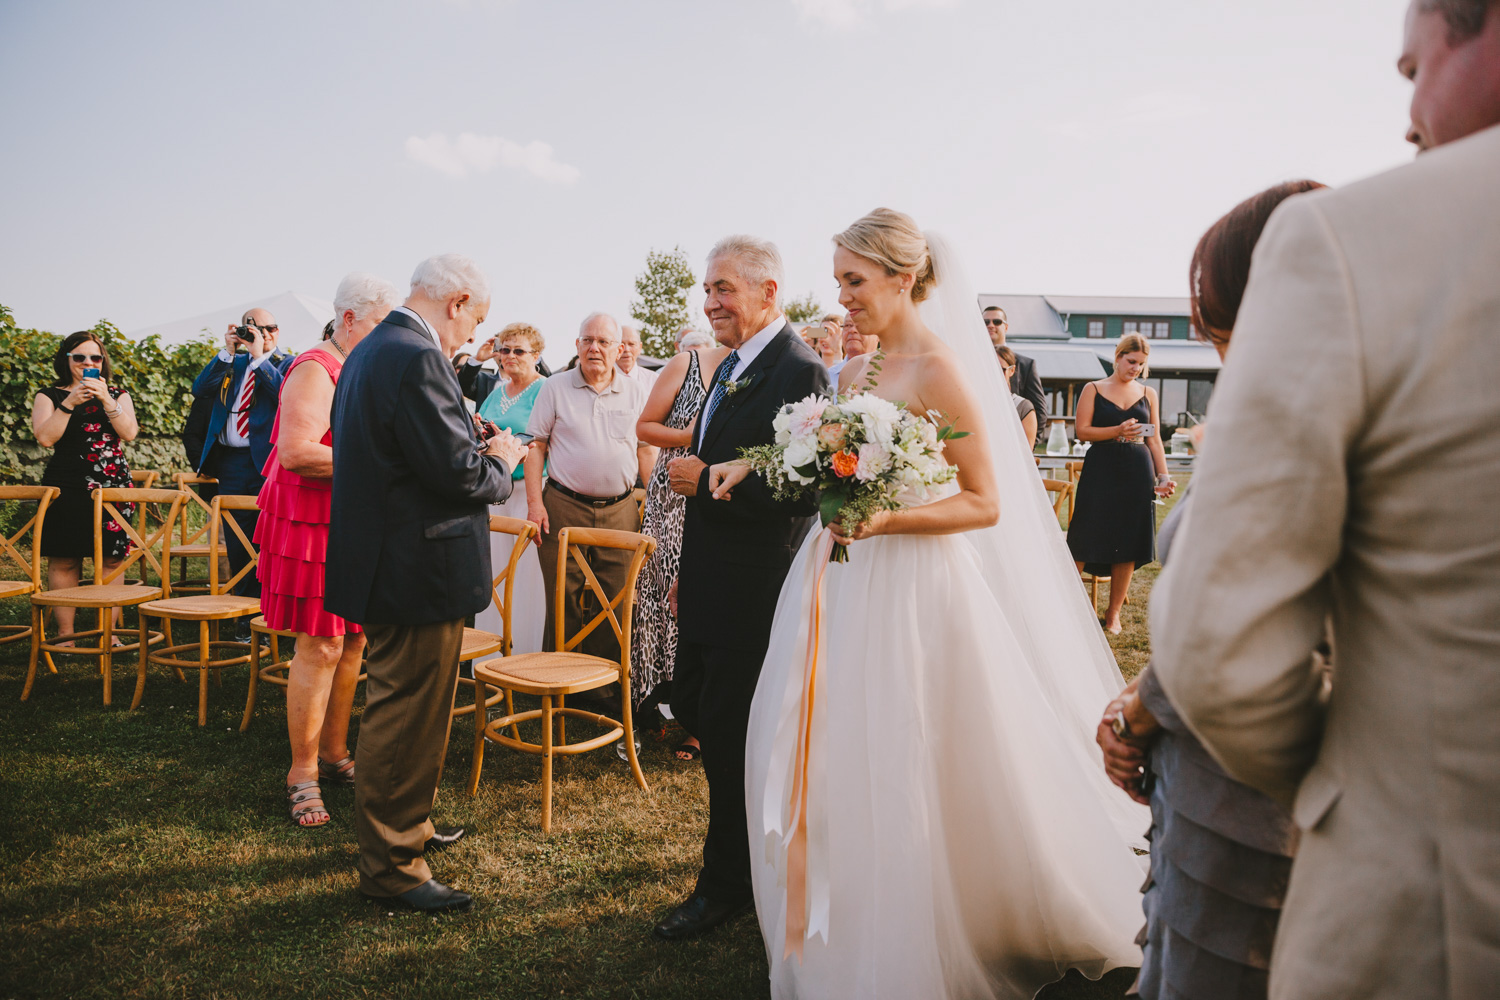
[254,350,361,637]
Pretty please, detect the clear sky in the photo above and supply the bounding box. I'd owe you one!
[1,0,1415,365]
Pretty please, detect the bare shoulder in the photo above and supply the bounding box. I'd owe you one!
[837,354,870,393]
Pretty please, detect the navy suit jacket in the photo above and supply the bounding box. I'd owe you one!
[676,325,829,647]
[191,348,293,471]
[325,310,514,626]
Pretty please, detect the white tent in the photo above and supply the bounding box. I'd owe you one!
[125,290,334,354]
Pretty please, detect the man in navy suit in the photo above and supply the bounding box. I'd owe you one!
[189,308,293,602]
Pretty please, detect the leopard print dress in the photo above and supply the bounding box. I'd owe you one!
[631,350,707,707]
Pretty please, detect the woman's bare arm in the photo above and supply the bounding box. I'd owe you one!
[635,352,694,448]
[276,361,336,478]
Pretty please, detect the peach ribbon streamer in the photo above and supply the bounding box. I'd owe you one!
[782,528,837,960]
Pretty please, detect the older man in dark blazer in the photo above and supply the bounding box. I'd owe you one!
[653,235,830,942]
[327,254,527,914]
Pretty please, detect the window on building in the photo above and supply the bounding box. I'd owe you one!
[1087,318,1104,339]
[1123,318,1174,339]
[1160,378,1189,428]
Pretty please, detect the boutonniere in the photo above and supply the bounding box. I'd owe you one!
[721,372,758,397]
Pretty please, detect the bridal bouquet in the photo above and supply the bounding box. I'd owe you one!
[739,391,965,562]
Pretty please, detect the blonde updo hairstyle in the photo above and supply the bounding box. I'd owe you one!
[1115,332,1151,378]
[833,207,938,304]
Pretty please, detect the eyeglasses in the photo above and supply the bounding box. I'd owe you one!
[69,353,104,363]
[578,337,618,349]
[983,318,1006,327]
[494,347,532,356]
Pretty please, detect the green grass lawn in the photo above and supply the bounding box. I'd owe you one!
[0,486,1179,1000]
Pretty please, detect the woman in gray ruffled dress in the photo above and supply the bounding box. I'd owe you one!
[1097,179,1327,1000]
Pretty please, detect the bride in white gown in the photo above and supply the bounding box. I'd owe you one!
[711,209,1150,999]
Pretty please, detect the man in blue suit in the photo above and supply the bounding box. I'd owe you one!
[190,308,293,606]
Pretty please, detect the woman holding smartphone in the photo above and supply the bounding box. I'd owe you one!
[1067,333,1174,633]
[461,322,548,654]
[30,332,139,644]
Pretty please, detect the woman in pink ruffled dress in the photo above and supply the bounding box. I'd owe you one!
[256,275,399,828]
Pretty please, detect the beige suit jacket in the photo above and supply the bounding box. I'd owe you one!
[1151,122,1500,1000]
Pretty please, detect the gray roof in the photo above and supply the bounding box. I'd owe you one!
[976,294,1069,340]
[1015,344,1109,382]
[1045,295,1191,317]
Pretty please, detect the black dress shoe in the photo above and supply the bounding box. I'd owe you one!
[365,879,473,913]
[652,892,752,941]
[425,826,467,853]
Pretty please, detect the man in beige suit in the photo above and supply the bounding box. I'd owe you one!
[1150,3,1500,998]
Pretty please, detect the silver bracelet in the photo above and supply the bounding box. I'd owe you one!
[105,407,122,419]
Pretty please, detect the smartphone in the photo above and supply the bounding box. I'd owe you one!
[512,432,535,444]
[1139,425,1155,438]
[82,367,101,380]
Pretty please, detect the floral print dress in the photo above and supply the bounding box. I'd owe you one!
[39,385,134,558]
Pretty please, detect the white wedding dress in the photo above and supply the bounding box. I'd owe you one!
[745,235,1150,999]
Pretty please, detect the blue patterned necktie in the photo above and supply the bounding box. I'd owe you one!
[697,349,741,449]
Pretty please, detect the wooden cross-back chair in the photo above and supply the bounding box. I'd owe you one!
[122,471,161,586]
[139,495,261,725]
[451,515,539,722]
[166,474,228,596]
[0,486,59,649]
[469,526,656,832]
[1041,478,1074,528]
[25,487,184,707]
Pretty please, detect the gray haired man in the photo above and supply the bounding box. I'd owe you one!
[525,312,656,660]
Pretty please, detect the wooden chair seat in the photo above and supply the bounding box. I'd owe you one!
[462,627,503,662]
[32,583,163,608]
[168,543,227,559]
[139,594,260,621]
[0,580,36,600]
[475,651,620,696]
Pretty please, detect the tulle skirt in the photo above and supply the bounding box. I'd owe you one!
[255,475,360,638]
[747,527,1147,999]
[475,488,545,655]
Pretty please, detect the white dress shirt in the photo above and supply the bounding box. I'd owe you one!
[217,349,273,449]
[696,316,784,450]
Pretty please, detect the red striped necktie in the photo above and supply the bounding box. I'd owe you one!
[235,366,255,439]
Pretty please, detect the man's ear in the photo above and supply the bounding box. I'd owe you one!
[450,293,471,318]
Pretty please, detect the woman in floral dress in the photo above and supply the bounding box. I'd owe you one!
[30,331,139,642]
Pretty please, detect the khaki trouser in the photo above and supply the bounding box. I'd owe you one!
[354,618,465,897]
[539,484,638,660]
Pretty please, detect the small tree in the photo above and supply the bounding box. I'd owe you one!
[630,247,697,360]
[783,293,823,324]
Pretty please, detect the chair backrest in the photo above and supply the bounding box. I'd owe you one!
[1040,478,1074,529]
[549,526,656,673]
[487,515,539,655]
[172,473,219,546]
[0,485,60,590]
[1065,460,1084,483]
[130,470,159,489]
[204,494,260,595]
[91,488,186,588]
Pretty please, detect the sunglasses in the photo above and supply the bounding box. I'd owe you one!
[984,318,1006,327]
[494,347,532,356]
[69,353,104,363]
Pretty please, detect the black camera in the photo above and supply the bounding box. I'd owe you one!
[234,320,259,342]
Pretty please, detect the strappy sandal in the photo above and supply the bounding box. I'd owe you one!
[673,741,701,762]
[318,754,356,786]
[287,780,329,828]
